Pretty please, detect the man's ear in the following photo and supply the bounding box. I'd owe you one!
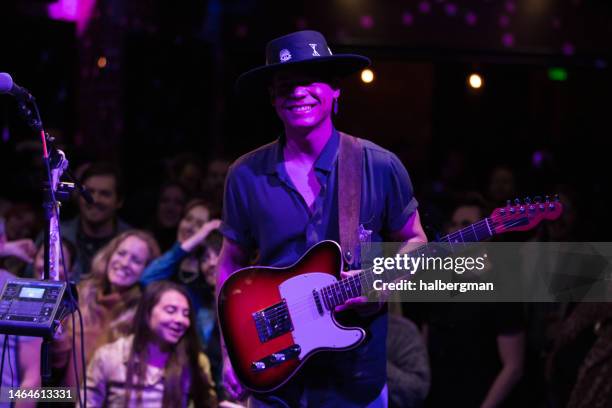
[333,88,341,99]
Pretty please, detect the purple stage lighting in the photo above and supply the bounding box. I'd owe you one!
[419,1,431,14]
[465,11,477,26]
[445,3,458,16]
[402,12,414,26]
[502,33,515,47]
[360,15,374,29]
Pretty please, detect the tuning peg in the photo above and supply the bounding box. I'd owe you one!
[514,198,521,205]
[525,197,532,204]
[545,195,550,203]
[554,194,560,202]
[506,199,512,207]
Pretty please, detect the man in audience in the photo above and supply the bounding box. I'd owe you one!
[60,162,131,280]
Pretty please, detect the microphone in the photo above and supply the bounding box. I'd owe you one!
[0,73,34,101]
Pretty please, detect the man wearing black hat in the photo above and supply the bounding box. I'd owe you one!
[218,30,426,407]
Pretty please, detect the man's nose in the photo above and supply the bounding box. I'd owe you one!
[288,85,308,98]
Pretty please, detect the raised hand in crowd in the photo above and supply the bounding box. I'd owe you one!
[0,239,36,263]
[181,218,222,253]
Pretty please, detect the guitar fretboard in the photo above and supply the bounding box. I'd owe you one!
[319,218,495,311]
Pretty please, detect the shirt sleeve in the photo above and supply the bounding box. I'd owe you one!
[139,243,188,286]
[385,153,419,233]
[219,166,255,249]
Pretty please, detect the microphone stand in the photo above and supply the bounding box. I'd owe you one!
[14,90,87,397]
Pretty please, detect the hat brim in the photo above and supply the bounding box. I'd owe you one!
[235,54,370,94]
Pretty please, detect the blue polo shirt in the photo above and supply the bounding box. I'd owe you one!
[221,129,418,267]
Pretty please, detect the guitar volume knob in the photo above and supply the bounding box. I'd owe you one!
[272,353,286,362]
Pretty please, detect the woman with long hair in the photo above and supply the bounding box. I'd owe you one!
[54,229,161,386]
[86,281,217,407]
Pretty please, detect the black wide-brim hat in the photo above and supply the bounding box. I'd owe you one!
[236,30,370,93]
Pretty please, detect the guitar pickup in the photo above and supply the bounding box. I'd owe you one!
[251,344,301,372]
[253,299,293,343]
[312,289,324,315]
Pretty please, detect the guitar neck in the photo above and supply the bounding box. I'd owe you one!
[320,218,496,311]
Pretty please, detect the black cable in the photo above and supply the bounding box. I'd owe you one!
[54,176,85,408]
[7,336,13,388]
[0,334,8,393]
[55,201,84,408]
[77,306,86,407]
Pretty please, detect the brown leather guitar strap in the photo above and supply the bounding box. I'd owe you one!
[338,132,363,271]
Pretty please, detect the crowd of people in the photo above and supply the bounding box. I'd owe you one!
[0,136,607,408]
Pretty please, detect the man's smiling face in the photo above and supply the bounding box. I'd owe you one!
[271,70,340,131]
[79,175,123,226]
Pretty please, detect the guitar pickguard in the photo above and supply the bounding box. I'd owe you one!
[279,272,364,359]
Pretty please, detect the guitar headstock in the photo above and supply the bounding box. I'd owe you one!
[489,195,563,234]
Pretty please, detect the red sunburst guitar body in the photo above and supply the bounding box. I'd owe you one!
[217,240,365,393]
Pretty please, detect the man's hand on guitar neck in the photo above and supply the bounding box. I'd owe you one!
[334,269,384,317]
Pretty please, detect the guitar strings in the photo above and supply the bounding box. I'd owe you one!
[252,213,539,321]
[255,215,532,320]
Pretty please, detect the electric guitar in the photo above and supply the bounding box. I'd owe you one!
[218,196,563,392]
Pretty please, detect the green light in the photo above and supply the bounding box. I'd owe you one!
[548,67,568,81]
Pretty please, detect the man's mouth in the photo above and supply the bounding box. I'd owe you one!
[287,104,315,113]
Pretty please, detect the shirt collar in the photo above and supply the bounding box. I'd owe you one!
[314,128,339,173]
[265,136,283,175]
[265,128,339,175]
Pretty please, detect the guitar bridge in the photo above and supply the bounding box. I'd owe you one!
[251,344,301,372]
[253,299,293,343]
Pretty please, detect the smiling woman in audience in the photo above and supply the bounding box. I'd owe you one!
[53,229,161,387]
[86,281,217,407]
